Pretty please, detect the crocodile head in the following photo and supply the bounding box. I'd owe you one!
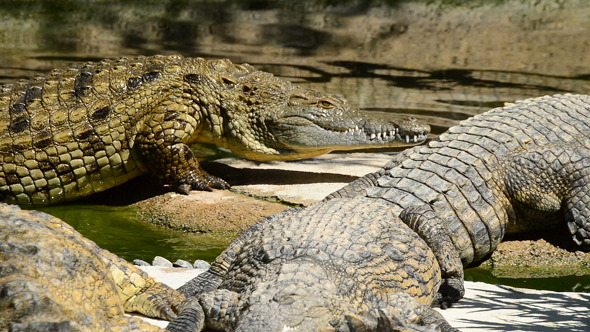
[198,261,344,332]
[266,90,430,160]
[199,260,430,332]
[211,70,430,161]
[231,262,341,331]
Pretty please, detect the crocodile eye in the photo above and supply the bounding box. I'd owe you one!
[288,95,308,106]
[274,293,300,305]
[318,99,335,109]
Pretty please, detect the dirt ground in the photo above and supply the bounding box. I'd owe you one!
[478,236,590,278]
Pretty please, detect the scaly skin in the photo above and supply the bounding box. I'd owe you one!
[0,203,185,331]
[169,197,457,332]
[0,55,429,205]
[328,93,590,306]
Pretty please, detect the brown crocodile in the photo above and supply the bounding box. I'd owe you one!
[327,93,590,305]
[168,197,457,332]
[0,55,429,205]
[0,203,185,331]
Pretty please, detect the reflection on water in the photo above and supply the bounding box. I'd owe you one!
[2,0,590,293]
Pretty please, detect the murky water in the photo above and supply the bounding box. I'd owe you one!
[2,0,590,292]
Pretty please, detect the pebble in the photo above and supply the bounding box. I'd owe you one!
[133,259,151,266]
[173,259,194,268]
[193,260,211,270]
[152,256,173,267]
[133,257,211,270]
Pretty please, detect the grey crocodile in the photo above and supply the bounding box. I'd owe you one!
[166,94,590,331]
[327,93,590,303]
[0,54,429,205]
[168,197,457,332]
[0,203,186,331]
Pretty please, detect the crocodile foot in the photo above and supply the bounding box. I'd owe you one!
[432,277,465,309]
[176,172,230,194]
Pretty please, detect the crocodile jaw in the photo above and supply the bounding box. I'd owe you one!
[269,112,430,154]
[223,115,429,161]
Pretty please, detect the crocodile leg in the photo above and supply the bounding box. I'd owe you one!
[177,221,263,297]
[165,297,205,332]
[197,289,240,331]
[399,206,465,308]
[417,306,460,332]
[123,282,184,321]
[502,142,590,250]
[135,140,229,193]
[102,249,186,321]
[169,223,272,332]
[132,101,230,193]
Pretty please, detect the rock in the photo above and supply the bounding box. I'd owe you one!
[152,256,173,268]
[173,259,193,269]
[206,154,395,205]
[132,259,151,266]
[133,189,289,232]
[193,260,211,270]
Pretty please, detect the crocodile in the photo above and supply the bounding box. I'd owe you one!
[0,203,185,331]
[0,54,429,205]
[327,93,590,304]
[168,197,457,332]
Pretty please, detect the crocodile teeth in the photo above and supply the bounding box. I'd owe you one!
[344,127,417,142]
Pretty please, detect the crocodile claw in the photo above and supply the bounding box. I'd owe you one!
[176,173,230,194]
[432,278,464,309]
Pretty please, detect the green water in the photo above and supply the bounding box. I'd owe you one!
[35,204,232,263]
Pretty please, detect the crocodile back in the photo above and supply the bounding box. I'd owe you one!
[0,55,192,204]
[367,94,590,264]
[0,55,261,204]
[218,197,441,308]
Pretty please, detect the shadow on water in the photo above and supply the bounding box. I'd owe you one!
[2,0,590,293]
